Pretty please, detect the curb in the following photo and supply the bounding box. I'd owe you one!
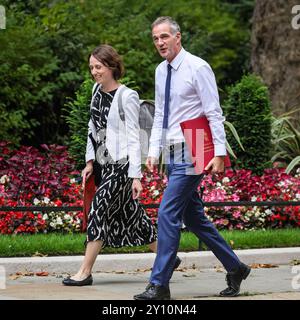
[1,247,300,275]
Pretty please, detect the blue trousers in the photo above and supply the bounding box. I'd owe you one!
[150,149,241,287]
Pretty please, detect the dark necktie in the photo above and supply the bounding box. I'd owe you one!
[162,63,172,145]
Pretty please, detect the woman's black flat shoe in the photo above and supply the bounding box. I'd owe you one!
[62,274,93,286]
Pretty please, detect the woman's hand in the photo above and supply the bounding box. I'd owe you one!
[146,156,158,172]
[132,178,142,200]
[81,161,93,190]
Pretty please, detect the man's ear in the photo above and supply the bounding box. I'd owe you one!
[176,32,181,44]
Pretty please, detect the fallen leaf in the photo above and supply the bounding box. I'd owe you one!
[9,274,21,280]
[136,268,151,272]
[32,252,48,257]
[214,266,224,273]
[35,271,49,276]
[176,267,187,272]
[15,271,34,277]
[250,263,278,269]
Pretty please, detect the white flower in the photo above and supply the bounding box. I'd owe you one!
[278,181,285,187]
[0,175,9,184]
[42,214,48,220]
[251,196,257,201]
[56,217,63,225]
[296,193,300,200]
[222,177,230,184]
[265,209,272,215]
[216,182,222,187]
[43,197,50,204]
[153,190,159,197]
[64,214,71,220]
[33,198,40,205]
[50,222,56,228]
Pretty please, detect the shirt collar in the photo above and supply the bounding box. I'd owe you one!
[169,47,186,70]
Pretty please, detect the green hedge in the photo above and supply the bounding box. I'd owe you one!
[223,74,272,175]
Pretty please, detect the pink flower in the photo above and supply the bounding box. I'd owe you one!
[233,211,241,219]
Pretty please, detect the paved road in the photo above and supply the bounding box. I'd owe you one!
[1,264,299,300]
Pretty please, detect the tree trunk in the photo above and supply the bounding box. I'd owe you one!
[251,0,300,122]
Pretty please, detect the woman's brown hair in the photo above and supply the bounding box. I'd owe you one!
[89,44,124,80]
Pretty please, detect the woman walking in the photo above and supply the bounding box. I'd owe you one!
[62,45,170,286]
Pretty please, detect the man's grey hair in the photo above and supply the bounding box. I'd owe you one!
[151,16,181,34]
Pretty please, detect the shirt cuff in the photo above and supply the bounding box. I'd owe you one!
[148,146,161,159]
[85,155,95,163]
[214,144,227,157]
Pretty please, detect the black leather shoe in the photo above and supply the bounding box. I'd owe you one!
[219,263,251,297]
[134,283,170,300]
[62,274,93,286]
[173,256,182,270]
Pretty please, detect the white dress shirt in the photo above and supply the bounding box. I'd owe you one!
[148,48,227,159]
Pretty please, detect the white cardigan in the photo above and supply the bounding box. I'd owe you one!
[85,84,142,178]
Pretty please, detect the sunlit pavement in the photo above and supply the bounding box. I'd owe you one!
[1,264,299,300]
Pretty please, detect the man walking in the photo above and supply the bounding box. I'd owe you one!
[134,16,251,300]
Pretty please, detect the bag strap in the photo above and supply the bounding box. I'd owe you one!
[90,83,100,111]
[92,83,100,96]
[88,83,100,151]
[92,83,126,121]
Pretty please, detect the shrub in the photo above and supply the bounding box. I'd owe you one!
[223,74,272,175]
[1,0,251,146]
[271,109,300,174]
[63,78,93,170]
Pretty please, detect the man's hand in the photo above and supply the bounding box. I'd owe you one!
[204,156,225,174]
[132,178,143,199]
[81,161,93,190]
[146,157,159,172]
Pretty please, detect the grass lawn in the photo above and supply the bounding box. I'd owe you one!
[0,228,299,257]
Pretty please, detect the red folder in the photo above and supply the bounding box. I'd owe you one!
[82,175,96,232]
[180,116,231,174]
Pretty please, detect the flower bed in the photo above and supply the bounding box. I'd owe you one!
[0,141,299,234]
[201,168,300,229]
[140,167,300,230]
[0,142,83,234]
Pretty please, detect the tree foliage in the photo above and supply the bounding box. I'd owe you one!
[0,0,253,147]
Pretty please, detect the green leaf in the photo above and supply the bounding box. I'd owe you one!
[286,156,300,174]
[224,120,245,151]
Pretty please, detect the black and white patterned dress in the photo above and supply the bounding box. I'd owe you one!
[86,88,157,248]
